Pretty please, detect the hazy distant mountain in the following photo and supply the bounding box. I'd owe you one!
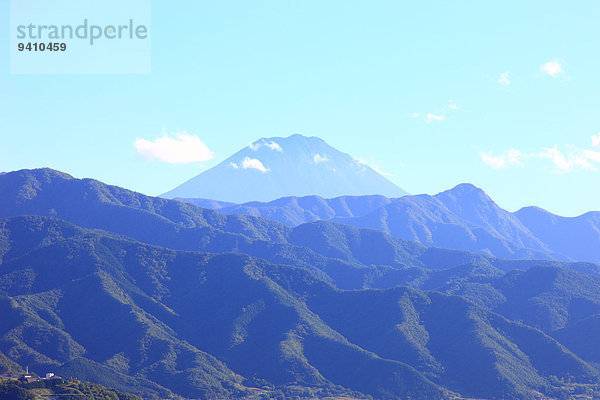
[334,183,600,262]
[177,194,393,226]
[331,184,551,259]
[180,184,600,262]
[162,134,408,202]
[515,206,600,265]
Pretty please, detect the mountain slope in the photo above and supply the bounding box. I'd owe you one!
[339,184,600,262]
[0,377,144,400]
[0,216,448,399]
[0,168,290,244]
[0,168,591,292]
[0,169,485,290]
[1,216,599,399]
[552,315,600,364]
[177,184,600,262]
[178,194,394,226]
[332,184,560,260]
[162,134,408,202]
[427,265,600,332]
[515,206,600,264]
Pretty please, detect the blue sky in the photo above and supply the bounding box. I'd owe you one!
[1,0,600,216]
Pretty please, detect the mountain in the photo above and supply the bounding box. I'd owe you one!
[0,216,447,399]
[0,349,24,377]
[161,134,408,202]
[515,206,600,264]
[335,183,600,262]
[552,315,600,365]
[177,194,393,226]
[179,183,600,262]
[2,168,584,293]
[331,184,554,260]
[0,168,467,291]
[1,215,599,399]
[2,169,600,398]
[0,375,145,400]
[4,169,599,334]
[433,265,600,332]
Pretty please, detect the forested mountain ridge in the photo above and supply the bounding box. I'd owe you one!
[1,215,599,399]
[178,183,600,263]
[0,169,587,291]
[2,169,600,399]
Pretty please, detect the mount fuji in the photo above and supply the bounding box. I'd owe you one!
[162,134,408,202]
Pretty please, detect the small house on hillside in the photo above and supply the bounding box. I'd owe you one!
[19,374,38,383]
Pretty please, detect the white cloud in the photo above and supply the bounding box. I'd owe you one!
[539,146,595,172]
[503,149,525,166]
[584,133,600,163]
[229,162,239,169]
[313,153,329,164]
[371,165,394,177]
[248,140,282,152]
[482,134,600,173]
[265,141,282,152]
[353,157,393,177]
[498,72,511,86]
[592,133,600,148]
[480,153,506,169]
[583,148,600,163]
[540,60,564,78]
[241,157,270,172]
[412,101,457,123]
[354,157,369,168]
[480,149,524,170]
[538,134,600,172]
[134,132,214,164]
[354,157,368,166]
[425,113,445,123]
[352,158,369,176]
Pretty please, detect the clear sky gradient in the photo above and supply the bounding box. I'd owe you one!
[1,1,599,216]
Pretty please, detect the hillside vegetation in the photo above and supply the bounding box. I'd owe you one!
[1,169,600,399]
